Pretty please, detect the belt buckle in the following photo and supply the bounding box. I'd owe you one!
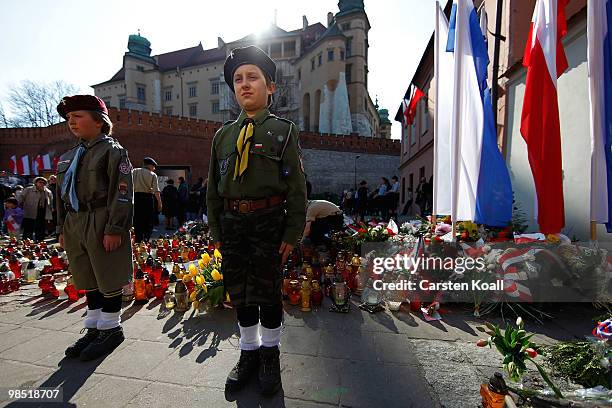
[238,200,250,214]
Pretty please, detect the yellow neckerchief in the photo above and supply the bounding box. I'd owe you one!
[233,117,255,181]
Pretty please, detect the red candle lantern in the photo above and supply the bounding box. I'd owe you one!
[38,274,55,295]
[8,255,21,279]
[288,280,301,305]
[134,269,147,303]
[65,278,79,302]
[311,280,323,307]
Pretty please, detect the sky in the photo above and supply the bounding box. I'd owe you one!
[0,0,437,139]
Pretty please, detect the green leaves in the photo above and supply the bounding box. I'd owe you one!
[477,317,563,399]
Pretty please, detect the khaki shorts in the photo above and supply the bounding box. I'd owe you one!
[63,207,132,293]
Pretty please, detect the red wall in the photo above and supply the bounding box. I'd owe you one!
[1,107,400,180]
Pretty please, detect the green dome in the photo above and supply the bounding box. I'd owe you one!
[378,108,391,124]
[127,33,152,57]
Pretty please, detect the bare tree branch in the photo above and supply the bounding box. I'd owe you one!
[4,80,79,127]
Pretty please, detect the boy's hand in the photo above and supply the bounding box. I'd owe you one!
[103,234,122,252]
[279,242,294,265]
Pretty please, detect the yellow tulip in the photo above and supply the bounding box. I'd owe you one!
[189,291,197,301]
[188,264,197,275]
[226,292,231,302]
[211,269,221,281]
[192,300,200,310]
[182,274,192,283]
[195,275,204,286]
[219,274,223,280]
[546,234,560,243]
[202,285,207,293]
[201,252,211,265]
[214,249,222,259]
[198,260,205,269]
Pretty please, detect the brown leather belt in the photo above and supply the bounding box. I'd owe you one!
[224,195,286,214]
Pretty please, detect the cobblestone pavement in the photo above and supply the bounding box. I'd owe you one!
[0,285,594,408]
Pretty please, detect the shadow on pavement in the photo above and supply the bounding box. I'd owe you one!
[225,377,286,407]
[3,355,106,408]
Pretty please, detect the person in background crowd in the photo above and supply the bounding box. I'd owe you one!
[47,175,58,235]
[401,187,414,216]
[177,176,189,226]
[198,178,208,219]
[415,176,427,216]
[3,198,24,238]
[14,185,24,202]
[302,200,344,245]
[188,177,204,221]
[162,179,179,230]
[355,180,369,222]
[388,175,400,221]
[20,177,53,241]
[305,175,312,199]
[132,157,162,242]
[372,177,390,219]
[424,176,433,216]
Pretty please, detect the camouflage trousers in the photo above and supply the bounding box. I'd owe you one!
[220,205,285,307]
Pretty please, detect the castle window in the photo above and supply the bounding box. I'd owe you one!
[318,53,322,66]
[189,85,197,98]
[119,95,126,109]
[137,85,146,102]
[341,22,350,31]
[340,49,345,60]
[211,81,219,95]
[165,107,173,116]
[311,58,315,71]
[189,103,197,117]
[212,101,220,114]
[298,68,301,80]
[327,49,334,61]
[164,90,172,101]
[137,65,144,72]
[285,41,296,57]
[346,37,353,57]
[270,42,282,58]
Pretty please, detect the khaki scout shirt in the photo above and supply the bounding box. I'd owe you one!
[306,200,342,222]
[206,108,307,246]
[133,168,160,194]
[56,133,134,235]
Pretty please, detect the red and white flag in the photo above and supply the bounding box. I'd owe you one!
[9,155,17,174]
[403,85,425,126]
[42,154,52,170]
[11,155,30,175]
[520,0,568,234]
[52,156,60,171]
[32,155,45,175]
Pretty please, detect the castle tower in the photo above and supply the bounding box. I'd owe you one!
[334,0,376,136]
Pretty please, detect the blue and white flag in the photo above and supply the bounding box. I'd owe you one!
[588,0,612,233]
[446,0,512,227]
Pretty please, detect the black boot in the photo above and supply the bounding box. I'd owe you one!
[225,349,260,391]
[79,326,125,361]
[65,328,99,358]
[259,346,281,395]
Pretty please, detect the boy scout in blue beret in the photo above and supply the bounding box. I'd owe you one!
[56,95,134,361]
[207,45,307,395]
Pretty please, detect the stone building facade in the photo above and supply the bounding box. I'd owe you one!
[92,0,392,139]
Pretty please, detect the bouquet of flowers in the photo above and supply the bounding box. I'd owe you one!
[189,248,225,310]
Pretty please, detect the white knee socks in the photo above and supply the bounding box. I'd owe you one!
[84,308,101,329]
[261,324,282,348]
[97,311,122,331]
[238,323,261,350]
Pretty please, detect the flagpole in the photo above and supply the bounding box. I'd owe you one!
[432,1,440,226]
[450,1,464,242]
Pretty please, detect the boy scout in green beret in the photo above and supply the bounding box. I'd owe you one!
[56,95,134,361]
[207,45,306,395]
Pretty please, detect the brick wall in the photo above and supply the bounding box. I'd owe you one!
[1,108,399,189]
